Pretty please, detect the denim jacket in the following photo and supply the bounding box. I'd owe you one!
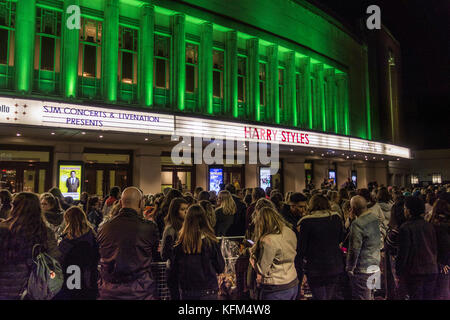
[346,210,381,274]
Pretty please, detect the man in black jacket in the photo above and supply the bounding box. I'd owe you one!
[396,196,438,300]
[97,187,160,300]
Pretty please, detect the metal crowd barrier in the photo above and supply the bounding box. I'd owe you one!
[151,236,245,300]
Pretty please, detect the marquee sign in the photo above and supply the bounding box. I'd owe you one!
[0,97,174,135]
[0,97,410,159]
[174,116,410,158]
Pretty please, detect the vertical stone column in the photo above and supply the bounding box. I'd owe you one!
[195,164,207,190]
[61,0,80,98]
[285,51,296,126]
[312,160,328,188]
[283,156,306,192]
[299,57,312,129]
[139,4,154,107]
[225,31,237,117]
[324,68,336,133]
[199,22,213,114]
[14,0,36,94]
[171,14,185,111]
[314,63,325,132]
[337,161,351,188]
[246,38,259,121]
[134,146,162,194]
[102,0,119,102]
[245,164,258,188]
[266,45,279,124]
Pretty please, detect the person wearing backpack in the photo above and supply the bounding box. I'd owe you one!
[0,192,61,300]
[55,206,99,300]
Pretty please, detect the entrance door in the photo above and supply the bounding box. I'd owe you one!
[223,166,245,191]
[84,164,131,198]
[161,166,195,193]
[0,163,49,193]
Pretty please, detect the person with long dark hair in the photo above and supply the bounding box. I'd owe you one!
[56,206,99,300]
[297,195,344,300]
[155,188,182,239]
[168,205,225,300]
[0,193,60,299]
[161,197,188,300]
[40,192,65,239]
[384,197,407,300]
[0,189,12,220]
[87,196,103,231]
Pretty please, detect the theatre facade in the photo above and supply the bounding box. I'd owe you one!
[0,0,409,197]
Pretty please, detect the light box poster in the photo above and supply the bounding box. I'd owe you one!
[352,171,357,187]
[328,170,336,185]
[59,164,82,200]
[260,167,271,190]
[209,168,223,193]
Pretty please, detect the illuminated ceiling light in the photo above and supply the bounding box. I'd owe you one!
[181,140,185,144]
[397,158,400,161]
[381,158,384,160]
[99,135,103,139]
[16,133,21,136]
[290,148,293,152]
[342,153,345,156]
[346,156,349,159]
[51,132,55,135]
[145,138,148,141]
[373,157,376,159]
[321,154,324,157]
[311,150,314,153]
[81,132,86,135]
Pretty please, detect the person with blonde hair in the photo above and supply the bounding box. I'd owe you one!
[249,207,298,300]
[56,206,99,300]
[169,204,225,300]
[214,190,237,236]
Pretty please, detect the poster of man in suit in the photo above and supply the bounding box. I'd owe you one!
[66,170,80,192]
[59,164,82,200]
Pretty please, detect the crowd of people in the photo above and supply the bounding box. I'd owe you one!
[0,181,448,300]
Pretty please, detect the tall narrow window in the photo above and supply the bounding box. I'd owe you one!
[118,26,137,84]
[259,62,266,106]
[296,72,301,117]
[35,8,61,72]
[154,34,170,89]
[237,56,247,103]
[278,68,284,110]
[0,1,15,88]
[185,42,198,93]
[78,18,102,79]
[212,49,224,98]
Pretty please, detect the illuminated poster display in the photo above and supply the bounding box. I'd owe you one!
[58,162,83,201]
[260,167,272,190]
[351,170,357,188]
[209,168,223,193]
[328,170,336,186]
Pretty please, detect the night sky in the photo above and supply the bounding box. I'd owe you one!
[311,0,450,150]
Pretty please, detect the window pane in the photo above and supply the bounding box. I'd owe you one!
[186,64,195,93]
[0,28,7,64]
[238,77,244,102]
[279,87,283,109]
[213,70,221,98]
[279,69,284,85]
[238,57,246,75]
[155,59,166,88]
[83,45,96,77]
[213,50,223,70]
[259,82,265,105]
[186,43,198,64]
[40,37,55,71]
[259,63,266,80]
[122,51,133,82]
[155,35,169,58]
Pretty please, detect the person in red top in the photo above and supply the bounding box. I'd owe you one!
[102,186,121,217]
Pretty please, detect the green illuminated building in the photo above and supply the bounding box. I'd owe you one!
[0,0,383,140]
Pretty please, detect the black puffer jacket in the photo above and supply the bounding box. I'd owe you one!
[0,221,61,300]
